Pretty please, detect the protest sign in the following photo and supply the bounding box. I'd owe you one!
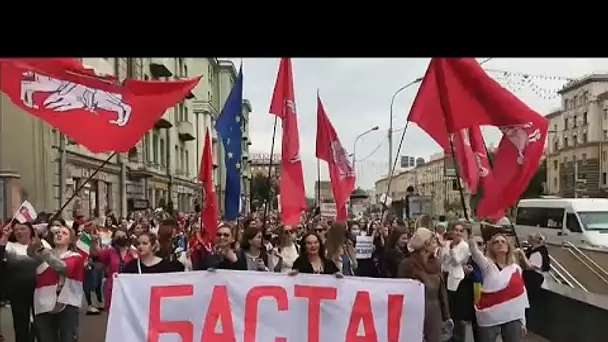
[106,270,424,342]
[320,203,337,219]
[355,236,374,259]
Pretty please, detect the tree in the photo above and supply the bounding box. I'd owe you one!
[250,172,278,211]
[521,160,546,198]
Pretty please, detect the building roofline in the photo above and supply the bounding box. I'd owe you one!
[559,74,608,94]
[545,110,562,119]
[218,60,237,81]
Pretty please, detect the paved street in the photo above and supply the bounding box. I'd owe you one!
[0,306,548,342]
[0,307,107,342]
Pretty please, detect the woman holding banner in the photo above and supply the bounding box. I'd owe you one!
[123,233,184,274]
[289,231,341,276]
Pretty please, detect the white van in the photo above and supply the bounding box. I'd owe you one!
[515,198,608,248]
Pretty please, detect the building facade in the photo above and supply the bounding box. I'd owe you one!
[314,180,333,202]
[0,58,252,221]
[545,74,608,198]
[374,152,471,216]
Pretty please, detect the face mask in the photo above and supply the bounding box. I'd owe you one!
[113,236,128,247]
[351,230,360,238]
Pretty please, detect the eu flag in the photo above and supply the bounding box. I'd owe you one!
[215,65,243,221]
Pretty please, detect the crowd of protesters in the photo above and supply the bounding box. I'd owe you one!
[0,206,550,342]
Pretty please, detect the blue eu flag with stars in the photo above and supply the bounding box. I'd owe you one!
[215,66,243,221]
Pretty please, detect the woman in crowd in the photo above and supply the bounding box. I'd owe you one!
[207,224,246,270]
[469,232,532,342]
[156,219,191,271]
[90,228,136,311]
[123,233,184,274]
[275,225,299,273]
[28,224,84,342]
[326,222,357,276]
[79,222,104,315]
[523,232,550,297]
[441,221,472,342]
[239,226,272,271]
[398,227,451,342]
[0,222,51,342]
[290,231,341,276]
[383,226,409,278]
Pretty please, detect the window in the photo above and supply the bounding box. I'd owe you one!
[583,112,588,125]
[175,145,179,170]
[152,131,159,165]
[603,151,608,162]
[553,177,558,188]
[184,106,188,122]
[583,133,588,143]
[573,135,577,146]
[564,118,568,129]
[516,207,564,229]
[553,141,559,151]
[160,139,166,166]
[605,108,608,121]
[553,160,558,170]
[566,213,583,233]
[144,133,150,163]
[603,172,607,185]
[553,124,557,132]
[582,153,587,163]
[184,65,188,78]
[564,137,569,148]
[573,115,577,128]
[185,150,189,175]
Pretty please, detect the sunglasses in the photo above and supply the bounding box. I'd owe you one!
[216,233,230,238]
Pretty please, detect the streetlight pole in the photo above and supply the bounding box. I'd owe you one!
[352,126,379,174]
[388,78,423,178]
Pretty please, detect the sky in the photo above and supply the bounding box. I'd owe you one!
[227,58,608,195]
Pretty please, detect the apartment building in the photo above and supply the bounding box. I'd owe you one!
[314,180,333,202]
[374,152,471,216]
[0,58,252,220]
[545,74,608,198]
[249,153,281,178]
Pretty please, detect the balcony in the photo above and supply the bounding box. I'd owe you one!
[127,163,154,180]
[149,58,173,78]
[177,121,195,141]
[192,100,217,115]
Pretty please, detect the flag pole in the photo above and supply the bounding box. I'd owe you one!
[434,61,470,221]
[261,117,278,230]
[316,158,321,206]
[50,152,117,223]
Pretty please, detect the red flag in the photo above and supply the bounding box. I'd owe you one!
[408,58,547,219]
[199,128,218,244]
[452,129,480,194]
[316,95,356,222]
[269,58,307,225]
[0,59,200,153]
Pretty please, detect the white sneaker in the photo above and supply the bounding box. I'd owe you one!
[86,306,100,315]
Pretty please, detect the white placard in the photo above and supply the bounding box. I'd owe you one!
[320,202,337,218]
[106,270,425,342]
[356,235,375,259]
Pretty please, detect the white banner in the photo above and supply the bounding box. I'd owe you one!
[106,270,424,342]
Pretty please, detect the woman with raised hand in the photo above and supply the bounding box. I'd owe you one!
[0,221,51,342]
[469,229,530,342]
[28,224,85,342]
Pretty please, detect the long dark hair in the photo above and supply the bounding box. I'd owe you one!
[240,226,267,263]
[9,220,35,242]
[299,231,327,259]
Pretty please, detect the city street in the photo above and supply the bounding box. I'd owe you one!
[0,307,107,342]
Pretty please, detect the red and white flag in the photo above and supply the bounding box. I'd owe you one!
[408,58,548,219]
[475,264,529,327]
[0,59,201,153]
[269,58,307,225]
[34,250,85,315]
[14,200,37,223]
[316,95,356,222]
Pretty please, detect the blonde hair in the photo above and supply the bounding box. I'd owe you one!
[486,233,517,265]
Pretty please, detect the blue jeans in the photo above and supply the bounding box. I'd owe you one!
[83,266,103,306]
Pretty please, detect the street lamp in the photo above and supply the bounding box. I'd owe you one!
[352,125,380,181]
[388,78,423,178]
